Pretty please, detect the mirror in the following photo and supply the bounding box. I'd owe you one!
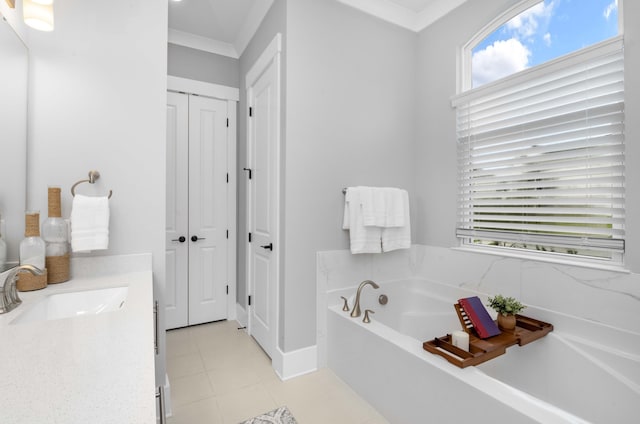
[0,13,28,263]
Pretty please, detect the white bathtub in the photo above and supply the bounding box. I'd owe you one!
[326,279,640,423]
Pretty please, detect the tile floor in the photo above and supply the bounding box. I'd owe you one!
[166,320,389,424]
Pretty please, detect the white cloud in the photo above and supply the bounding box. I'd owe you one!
[604,0,618,20]
[472,38,531,87]
[543,32,551,46]
[507,1,555,38]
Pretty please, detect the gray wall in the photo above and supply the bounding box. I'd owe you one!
[414,0,514,249]
[413,0,640,273]
[26,0,168,383]
[237,0,288,318]
[284,0,417,351]
[168,43,240,87]
[240,0,640,354]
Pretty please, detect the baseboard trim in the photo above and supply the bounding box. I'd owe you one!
[273,344,318,381]
[235,303,247,328]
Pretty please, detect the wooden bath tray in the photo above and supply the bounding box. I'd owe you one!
[422,306,553,368]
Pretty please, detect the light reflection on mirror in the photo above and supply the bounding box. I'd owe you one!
[0,13,28,263]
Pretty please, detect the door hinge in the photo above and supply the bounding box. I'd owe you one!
[226,285,229,295]
[226,230,229,239]
[248,232,252,242]
[249,107,253,117]
[248,295,252,306]
[226,118,229,127]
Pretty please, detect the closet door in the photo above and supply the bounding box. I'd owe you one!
[165,92,189,329]
[188,95,228,325]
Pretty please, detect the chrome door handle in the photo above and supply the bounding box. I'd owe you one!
[191,235,206,242]
[171,236,186,243]
[261,243,273,251]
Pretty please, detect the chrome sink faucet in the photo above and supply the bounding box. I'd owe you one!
[350,280,380,318]
[0,264,43,314]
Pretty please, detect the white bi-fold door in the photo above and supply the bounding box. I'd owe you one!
[166,91,230,329]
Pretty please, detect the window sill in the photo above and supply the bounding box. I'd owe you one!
[452,246,630,274]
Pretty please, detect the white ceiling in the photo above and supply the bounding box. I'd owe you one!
[167,0,467,58]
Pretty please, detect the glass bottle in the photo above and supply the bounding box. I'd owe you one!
[41,187,70,283]
[20,211,46,270]
[18,211,47,291]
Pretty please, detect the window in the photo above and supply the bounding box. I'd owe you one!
[454,0,625,264]
[468,0,621,89]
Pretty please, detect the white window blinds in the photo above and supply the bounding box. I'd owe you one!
[453,37,625,258]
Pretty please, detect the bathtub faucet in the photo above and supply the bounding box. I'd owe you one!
[350,280,380,318]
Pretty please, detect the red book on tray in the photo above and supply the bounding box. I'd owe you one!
[458,296,501,339]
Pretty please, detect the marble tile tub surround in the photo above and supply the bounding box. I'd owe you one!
[317,245,640,365]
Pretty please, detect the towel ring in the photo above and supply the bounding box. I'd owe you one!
[71,170,113,199]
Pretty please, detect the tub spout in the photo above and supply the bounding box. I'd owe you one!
[350,280,379,318]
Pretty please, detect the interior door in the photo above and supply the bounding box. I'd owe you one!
[165,92,189,329]
[247,52,280,359]
[166,92,229,329]
[188,95,229,325]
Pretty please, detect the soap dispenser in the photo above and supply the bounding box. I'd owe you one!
[41,187,70,283]
[17,211,47,291]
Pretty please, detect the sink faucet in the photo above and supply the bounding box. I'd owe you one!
[350,280,380,318]
[0,264,44,314]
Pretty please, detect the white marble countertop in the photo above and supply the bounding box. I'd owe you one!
[0,254,156,424]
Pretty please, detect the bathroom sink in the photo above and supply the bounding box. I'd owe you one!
[11,286,128,325]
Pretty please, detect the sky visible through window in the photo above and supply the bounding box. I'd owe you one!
[472,0,619,88]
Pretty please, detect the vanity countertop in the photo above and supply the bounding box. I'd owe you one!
[0,254,156,424]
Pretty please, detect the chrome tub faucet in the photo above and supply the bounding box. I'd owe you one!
[0,264,44,314]
[350,280,379,318]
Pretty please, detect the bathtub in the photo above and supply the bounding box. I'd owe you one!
[326,279,640,423]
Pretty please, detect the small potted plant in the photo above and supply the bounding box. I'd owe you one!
[487,294,526,331]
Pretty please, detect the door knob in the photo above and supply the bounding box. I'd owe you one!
[191,235,206,242]
[171,236,186,243]
[261,243,273,251]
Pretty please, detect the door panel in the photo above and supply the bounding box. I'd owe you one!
[165,92,189,330]
[252,253,270,328]
[248,55,279,358]
[188,95,228,325]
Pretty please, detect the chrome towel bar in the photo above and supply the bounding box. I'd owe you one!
[71,170,113,199]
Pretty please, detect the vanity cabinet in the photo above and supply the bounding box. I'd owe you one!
[0,255,157,423]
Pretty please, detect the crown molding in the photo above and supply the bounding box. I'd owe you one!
[234,0,274,57]
[336,0,467,32]
[168,28,239,59]
[415,0,467,30]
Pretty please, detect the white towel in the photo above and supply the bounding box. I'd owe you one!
[71,194,110,252]
[382,189,411,252]
[361,187,405,228]
[343,187,382,254]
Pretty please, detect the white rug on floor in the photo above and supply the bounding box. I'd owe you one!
[240,406,298,424]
